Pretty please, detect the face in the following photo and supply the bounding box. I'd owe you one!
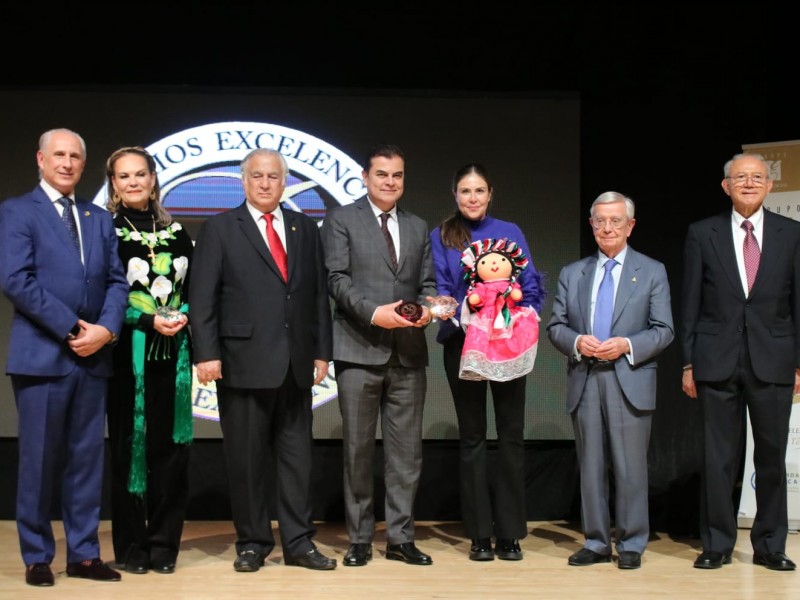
[590,201,634,258]
[363,155,404,210]
[455,173,491,221]
[37,131,85,195]
[111,154,156,210]
[721,155,773,218]
[476,251,513,282]
[243,153,287,213]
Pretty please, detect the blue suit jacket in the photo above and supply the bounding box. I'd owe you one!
[0,185,128,377]
[547,246,674,412]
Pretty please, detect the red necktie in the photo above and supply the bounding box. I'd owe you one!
[742,219,760,293]
[264,213,288,281]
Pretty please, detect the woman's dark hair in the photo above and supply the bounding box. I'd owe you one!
[438,163,493,250]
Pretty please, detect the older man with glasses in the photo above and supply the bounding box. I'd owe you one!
[681,153,799,572]
[548,191,674,570]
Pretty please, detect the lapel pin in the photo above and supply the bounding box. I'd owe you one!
[631,277,637,283]
[84,211,90,216]
[291,226,296,231]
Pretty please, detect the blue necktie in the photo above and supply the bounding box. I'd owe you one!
[593,258,617,341]
[58,197,80,253]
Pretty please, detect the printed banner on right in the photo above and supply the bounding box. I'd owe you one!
[737,139,800,531]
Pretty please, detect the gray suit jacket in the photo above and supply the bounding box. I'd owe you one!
[547,246,674,412]
[321,197,437,366]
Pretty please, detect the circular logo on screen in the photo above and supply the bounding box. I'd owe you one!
[95,121,366,419]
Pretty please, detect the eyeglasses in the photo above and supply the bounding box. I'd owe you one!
[727,173,768,187]
[590,217,628,230]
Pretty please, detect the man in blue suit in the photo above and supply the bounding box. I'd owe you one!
[547,191,674,570]
[0,128,129,586]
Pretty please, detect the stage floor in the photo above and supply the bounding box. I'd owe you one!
[0,520,797,599]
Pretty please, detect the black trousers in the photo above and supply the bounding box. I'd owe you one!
[107,357,190,565]
[442,330,527,540]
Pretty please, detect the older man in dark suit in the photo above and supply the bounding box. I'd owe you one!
[321,144,437,567]
[682,153,799,572]
[0,128,129,586]
[189,148,335,572]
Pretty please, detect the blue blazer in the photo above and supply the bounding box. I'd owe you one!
[0,185,129,377]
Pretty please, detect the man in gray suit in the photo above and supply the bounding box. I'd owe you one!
[321,144,437,567]
[547,191,673,570]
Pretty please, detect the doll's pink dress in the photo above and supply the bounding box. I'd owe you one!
[459,279,539,381]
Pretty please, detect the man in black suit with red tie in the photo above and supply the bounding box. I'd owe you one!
[682,152,798,572]
[189,148,336,572]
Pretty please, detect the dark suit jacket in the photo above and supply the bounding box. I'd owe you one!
[189,201,332,389]
[0,185,128,377]
[320,196,437,367]
[547,246,674,412]
[681,209,800,384]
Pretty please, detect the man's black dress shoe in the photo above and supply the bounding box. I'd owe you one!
[617,551,641,570]
[285,548,337,570]
[568,548,611,566]
[124,547,150,574]
[753,552,796,571]
[343,543,372,567]
[66,558,122,581]
[385,542,433,565]
[469,539,494,561]
[151,560,176,574]
[693,550,731,569]
[25,563,54,586]
[495,539,523,561]
[233,550,266,572]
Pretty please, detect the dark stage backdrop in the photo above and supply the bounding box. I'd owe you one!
[0,87,580,441]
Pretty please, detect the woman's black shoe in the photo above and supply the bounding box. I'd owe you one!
[469,539,494,561]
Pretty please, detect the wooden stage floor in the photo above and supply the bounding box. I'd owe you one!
[0,520,797,599]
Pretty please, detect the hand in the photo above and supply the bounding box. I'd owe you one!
[372,300,418,329]
[577,334,627,361]
[154,314,188,336]
[67,320,113,357]
[196,360,222,385]
[682,368,697,399]
[313,359,329,386]
[593,337,628,361]
[413,305,433,328]
[794,368,800,396]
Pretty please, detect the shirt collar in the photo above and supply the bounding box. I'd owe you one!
[40,180,75,203]
[246,201,284,223]
[598,245,627,267]
[732,206,764,229]
[367,196,397,219]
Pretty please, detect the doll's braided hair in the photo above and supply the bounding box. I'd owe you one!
[460,238,528,298]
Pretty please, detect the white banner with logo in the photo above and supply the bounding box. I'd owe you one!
[737,140,800,530]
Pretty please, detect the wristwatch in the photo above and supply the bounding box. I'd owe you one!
[106,329,118,345]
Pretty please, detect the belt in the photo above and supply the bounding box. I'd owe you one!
[586,357,616,369]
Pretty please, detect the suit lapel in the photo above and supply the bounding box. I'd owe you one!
[235,202,282,278]
[578,257,595,333]
[612,248,639,326]
[709,212,745,299]
[396,207,414,272]
[357,198,396,272]
[750,211,781,298]
[33,187,83,263]
[76,200,93,267]
[283,208,299,281]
